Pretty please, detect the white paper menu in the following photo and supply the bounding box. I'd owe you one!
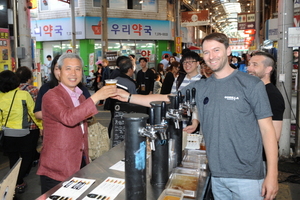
[46,177,96,200]
[83,177,125,200]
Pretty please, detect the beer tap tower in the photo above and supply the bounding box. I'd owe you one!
[148,101,169,187]
[123,113,149,200]
[167,88,197,166]
[123,101,169,200]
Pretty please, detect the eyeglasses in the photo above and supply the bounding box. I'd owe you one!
[182,60,197,65]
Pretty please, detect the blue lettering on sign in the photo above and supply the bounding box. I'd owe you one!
[134,141,146,170]
[269,29,278,36]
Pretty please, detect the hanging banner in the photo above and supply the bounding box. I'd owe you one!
[181,10,210,27]
[0,28,12,72]
[175,37,182,54]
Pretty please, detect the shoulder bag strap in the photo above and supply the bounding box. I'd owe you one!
[4,90,17,126]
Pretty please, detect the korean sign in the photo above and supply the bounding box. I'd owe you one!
[0,29,12,72]
[86,17,172,40]
[31,17,85,41]
[181,10,210,27]
[31,17,172,41]
[237,13,255,30]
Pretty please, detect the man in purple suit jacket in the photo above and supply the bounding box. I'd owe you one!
[37,53,117,194]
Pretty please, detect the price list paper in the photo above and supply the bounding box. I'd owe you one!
[83,177,125,200]
[288,27,300,47]
[46,177,96,200]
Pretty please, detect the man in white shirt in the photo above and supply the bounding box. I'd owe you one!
[160,54,170,71]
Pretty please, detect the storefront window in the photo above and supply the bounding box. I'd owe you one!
[120,41,136,56]
[93,0,111,8]
[44,41,79,58]
[110,0,126,9]
[136,41,156,69]
[94,40,156,68]
[92,0,157,11]
[40,0,78,11]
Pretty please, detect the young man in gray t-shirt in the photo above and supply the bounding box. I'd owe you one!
[115,33,278,200]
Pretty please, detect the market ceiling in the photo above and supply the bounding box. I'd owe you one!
[182,0,254,37]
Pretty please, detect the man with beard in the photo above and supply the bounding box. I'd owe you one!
[248,51,285,142]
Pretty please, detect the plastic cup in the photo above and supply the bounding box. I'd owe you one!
[105,79,118,86]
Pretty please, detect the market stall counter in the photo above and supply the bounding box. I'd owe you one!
[36,142,211,200]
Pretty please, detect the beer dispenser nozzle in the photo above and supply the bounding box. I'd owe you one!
[138,102,168,151]
[166,95,182,129]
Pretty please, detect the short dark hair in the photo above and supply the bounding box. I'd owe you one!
[251,51,276,71]
[172,52,178,57]
[129,54,135,59]
[47,55,52,58]
[139,57,148,63]
[181,51,203,62]
[201,32,230,49]
[118,57,133,74]
[182,48,191,55]
[164,54,169,59]
[116,56,129,67]
[15,66,32,83]
[0,70,20,93]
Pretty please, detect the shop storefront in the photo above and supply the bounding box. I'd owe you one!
[31,16,173,75]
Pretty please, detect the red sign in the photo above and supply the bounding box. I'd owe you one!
[141,50,151,61]
[244,29,256,34]
[66,49,72,53]
[181,10,209,27]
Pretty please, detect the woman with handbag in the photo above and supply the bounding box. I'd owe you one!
[0,70,43,194]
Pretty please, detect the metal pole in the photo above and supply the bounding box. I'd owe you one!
[295,47,300,158]
[123,113,148,200]
[101,0,108,59]
[277,0,294,158]
[70,0,76,53]
[18,0,33,68]
[13,0,18,68]
[255,0,261,49]
[175,0,180,38]
[261,0,265,41]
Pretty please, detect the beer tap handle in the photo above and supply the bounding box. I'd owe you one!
[174,95,179,109]
[177,91,182,103]
[161,101,166,119]
[191,88,196,104]
[149,107,155,125]
[186,89,190,103]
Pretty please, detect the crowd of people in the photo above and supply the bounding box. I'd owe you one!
[0,32,285,200]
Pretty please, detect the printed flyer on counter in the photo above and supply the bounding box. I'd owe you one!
[46,177,96,200]
[83,177,125,200]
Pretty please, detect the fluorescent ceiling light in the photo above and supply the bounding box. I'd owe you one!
[222,3,241,13]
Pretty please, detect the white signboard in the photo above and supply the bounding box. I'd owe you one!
[288,27,300,47]
[267,18,278,41]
